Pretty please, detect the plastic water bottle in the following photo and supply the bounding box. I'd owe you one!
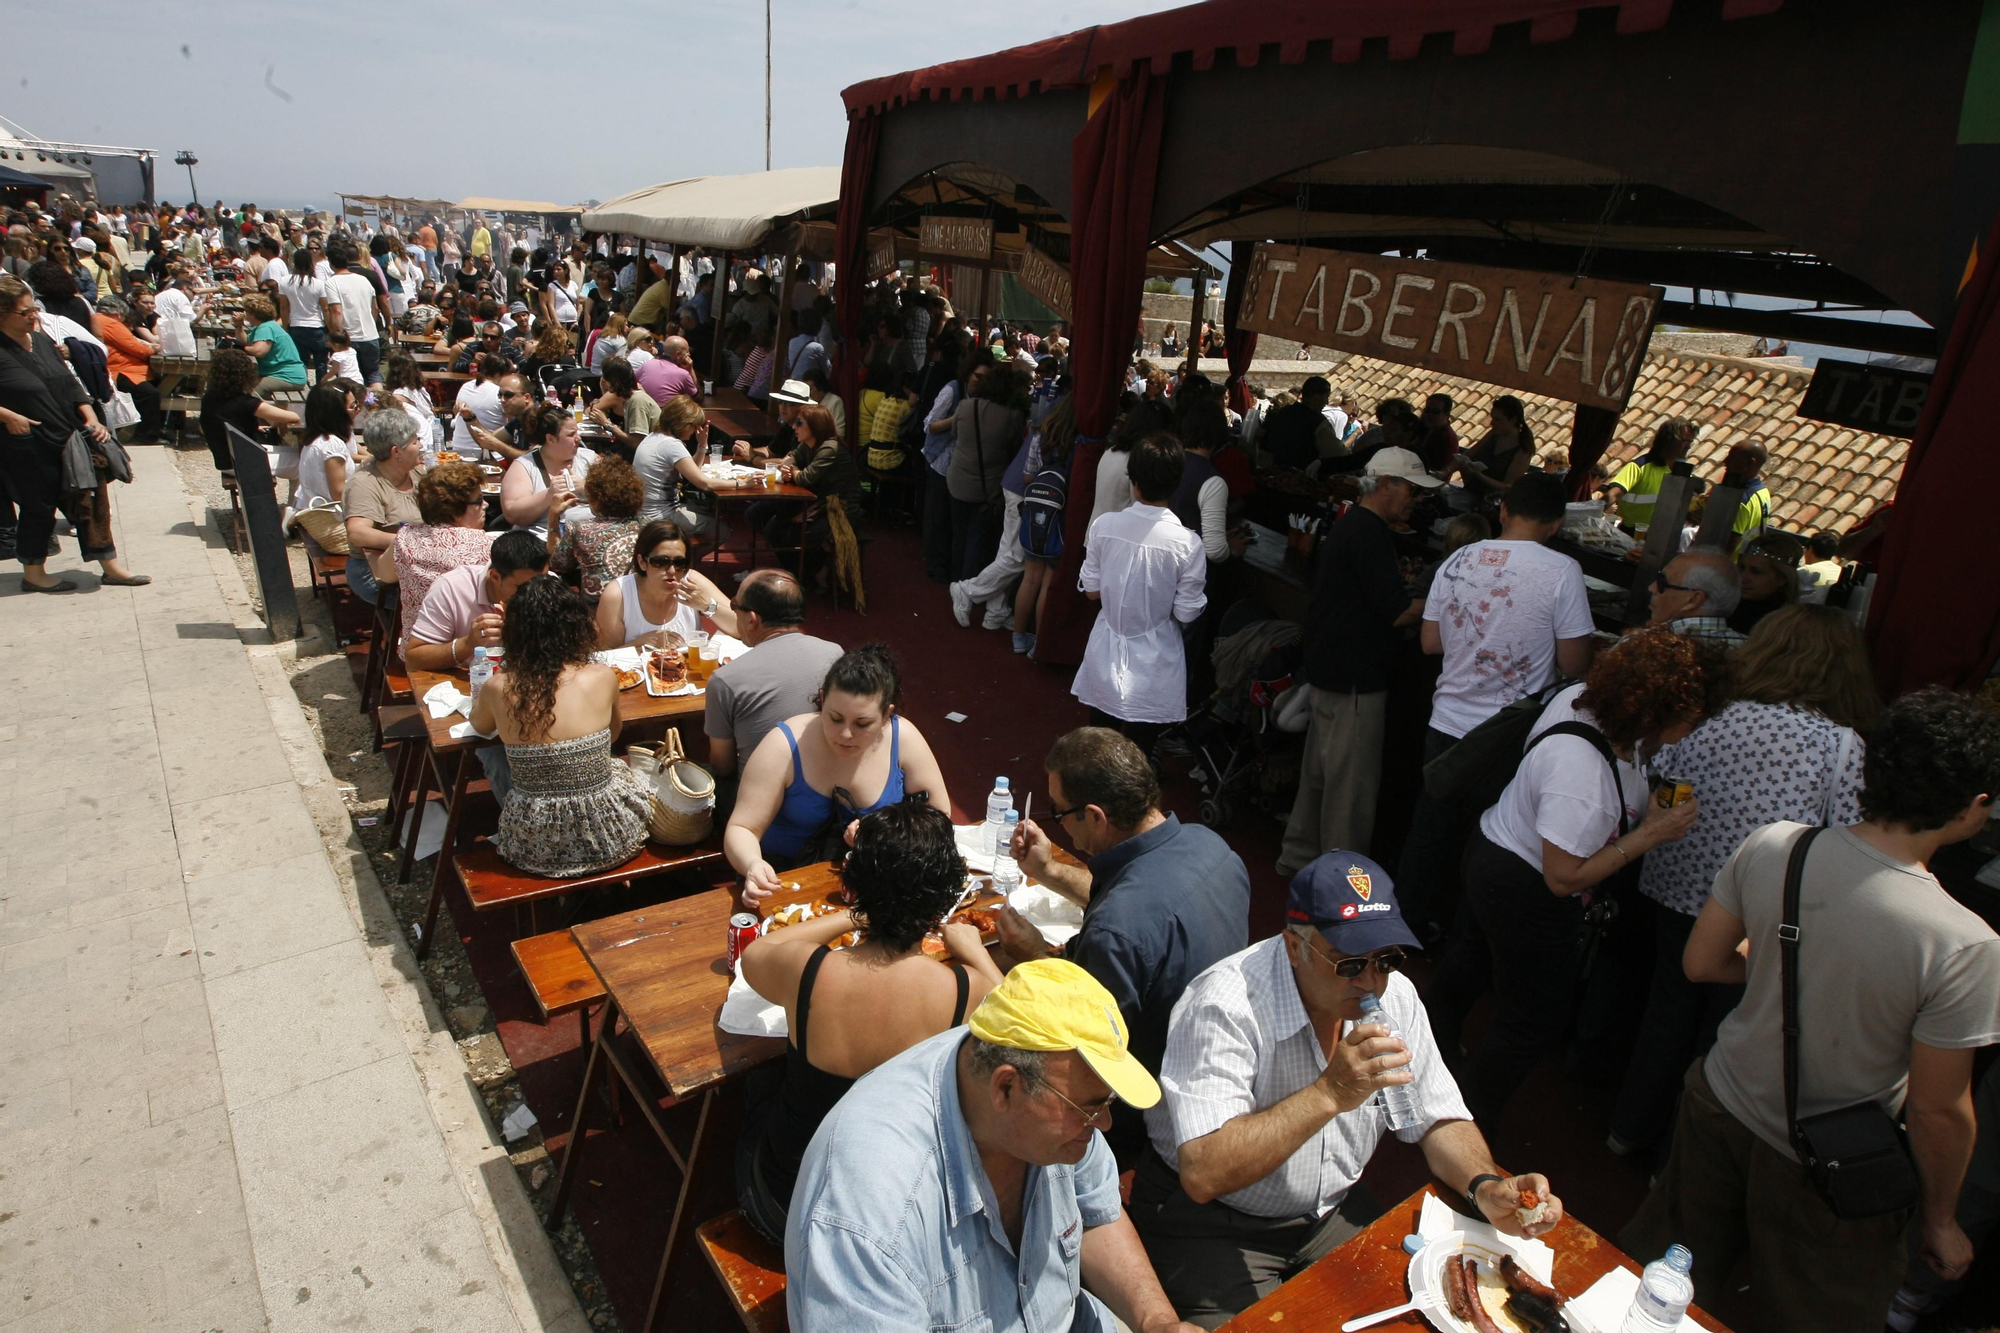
[1620,1245,1694,1333]
[983,777,1013,859]
[993,811,1023,894]
[1356,992,1422,1132]
[467,646,492,704]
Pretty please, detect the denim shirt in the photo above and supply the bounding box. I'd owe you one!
[922,381,963,475]
[787,1028,1124,1333]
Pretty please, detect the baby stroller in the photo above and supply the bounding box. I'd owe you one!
[1180,601,1306,829]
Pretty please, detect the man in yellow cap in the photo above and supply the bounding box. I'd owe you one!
[787,958,1203,1333]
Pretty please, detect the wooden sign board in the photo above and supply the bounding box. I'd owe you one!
[1018,245,1073,321]
[1796,357,1930,438]
[920,216,994,262]
[867,235,900,280]
[1236,244,1664,411]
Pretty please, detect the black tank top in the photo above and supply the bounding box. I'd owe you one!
[757,945,970,1209]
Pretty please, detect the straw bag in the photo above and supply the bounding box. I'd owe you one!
[293,498,350,553]
[638,730,715,845]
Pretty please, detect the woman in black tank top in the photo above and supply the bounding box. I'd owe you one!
[734,800,1004,1245]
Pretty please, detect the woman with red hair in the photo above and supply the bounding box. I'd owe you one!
[1425,629,1725,1124]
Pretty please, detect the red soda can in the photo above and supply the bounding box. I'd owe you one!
[727,912,759,969]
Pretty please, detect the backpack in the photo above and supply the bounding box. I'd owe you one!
[1018,460,1071,561]
[1422,683,1626,826]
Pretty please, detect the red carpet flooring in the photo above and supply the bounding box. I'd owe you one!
[432,521,1756,1331]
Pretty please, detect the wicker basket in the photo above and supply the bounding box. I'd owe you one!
[645,729,715,846]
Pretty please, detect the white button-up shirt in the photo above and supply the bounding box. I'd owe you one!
[1146,936,1471,1220]
[1072,502,1206,725]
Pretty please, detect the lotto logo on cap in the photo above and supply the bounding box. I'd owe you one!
[1288,851,1421,956]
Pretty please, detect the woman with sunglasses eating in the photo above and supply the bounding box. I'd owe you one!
[1129,850,1563,1329]
[594,519,737,649]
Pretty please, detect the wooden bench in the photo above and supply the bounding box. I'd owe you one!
[453,834,728,937]
[510,929,607,1048]
[697,1212,788,1333]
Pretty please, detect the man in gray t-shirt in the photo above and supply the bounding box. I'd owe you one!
[1625,690,2000,1333]
[703,570,842,810]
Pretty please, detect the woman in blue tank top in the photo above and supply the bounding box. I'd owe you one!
[725,643,952,904]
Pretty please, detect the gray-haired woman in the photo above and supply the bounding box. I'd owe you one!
[341,407,428,604]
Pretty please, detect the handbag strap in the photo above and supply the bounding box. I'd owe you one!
[1523,718,1632,836]
[1782,824,1827,1160]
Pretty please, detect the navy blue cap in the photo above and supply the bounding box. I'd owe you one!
[1286,852,1421,954]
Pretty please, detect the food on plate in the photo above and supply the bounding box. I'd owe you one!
[1443,1254,1570,1333]
[645,642,688,690]
[949,907,998,933]
[1514,1187,1549,1230]
[613,667,642,691]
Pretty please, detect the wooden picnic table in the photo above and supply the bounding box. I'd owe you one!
[548,851,1043,1333]
[1216,1184,1732,1332]
[703,480,817,576]
[404,665,707,958]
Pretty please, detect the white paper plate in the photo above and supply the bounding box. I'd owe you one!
[1408,1231,1598,1333]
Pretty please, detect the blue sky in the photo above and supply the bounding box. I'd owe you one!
[5,0,1169,208]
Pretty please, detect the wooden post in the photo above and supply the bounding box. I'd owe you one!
[772,235,802,396]
[1184,266,1205,377]
[709,250,734,384]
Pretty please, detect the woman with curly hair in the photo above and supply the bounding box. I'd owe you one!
[518,322,575,385]
[198,345,300,474]
[734,798,1003,1244]
[467,575,651,877]
[1427,628,1719,1123]
[547,453,645,599]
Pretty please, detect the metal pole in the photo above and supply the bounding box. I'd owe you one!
[764,0,773,172]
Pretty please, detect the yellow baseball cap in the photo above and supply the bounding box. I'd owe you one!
[966,959,1160,1109]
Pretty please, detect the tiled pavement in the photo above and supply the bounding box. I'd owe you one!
[0,454,578,1332]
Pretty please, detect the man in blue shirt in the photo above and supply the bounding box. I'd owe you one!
[787,959,1202,1333]
[1000,727,1251,1166]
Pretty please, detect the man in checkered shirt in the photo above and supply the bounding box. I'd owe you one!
[1128,853,1565,1328]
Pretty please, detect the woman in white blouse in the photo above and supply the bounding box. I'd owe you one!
[1607,605,1877,1158]
[500,403,596,538]
[293,384,357,509]
[541,260,580,331]
[1425,629,1719,1125]
[274,248,328,382]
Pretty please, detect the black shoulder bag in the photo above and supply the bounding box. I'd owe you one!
[1781,826,1921,1218]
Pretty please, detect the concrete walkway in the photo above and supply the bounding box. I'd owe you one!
[0,455,583,1332]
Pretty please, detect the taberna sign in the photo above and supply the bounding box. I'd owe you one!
[1235,244,1664,412]
[1796,357,1931,438]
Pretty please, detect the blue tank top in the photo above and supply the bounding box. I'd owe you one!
[762,715,905,859]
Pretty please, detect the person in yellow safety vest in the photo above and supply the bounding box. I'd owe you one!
[1719,441,1772,555]
[1604,418,1696,534]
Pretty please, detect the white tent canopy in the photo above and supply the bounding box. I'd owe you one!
[582,167,840,251]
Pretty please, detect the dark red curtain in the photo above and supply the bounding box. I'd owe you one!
[1224,238,1258,414]
[833,114,882,447]
[1563,405,1620,502]
[1033,66,1170,667]
[1866,209,2000,694]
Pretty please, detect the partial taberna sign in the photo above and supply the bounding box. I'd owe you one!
[1235,244,1664,412]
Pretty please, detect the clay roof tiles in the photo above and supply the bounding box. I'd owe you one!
[1309,346,1908,534]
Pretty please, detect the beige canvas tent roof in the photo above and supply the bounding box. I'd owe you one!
[453,196,584,215]
[582,168,839,250]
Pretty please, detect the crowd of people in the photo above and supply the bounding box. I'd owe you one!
[7,190,1998,1333]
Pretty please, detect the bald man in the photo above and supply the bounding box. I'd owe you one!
[636,334,701,406]
[1645,546,1746,647]
[703,569,843,816]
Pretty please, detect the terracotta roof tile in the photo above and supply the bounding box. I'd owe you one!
[1308,344,1911,535]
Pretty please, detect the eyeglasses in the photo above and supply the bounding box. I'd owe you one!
[1025,1075,1117,1128]
[1046,798,1088,823]
[1300,934,1410,978]
[1652,572,1693,594]
[645,554,691,572]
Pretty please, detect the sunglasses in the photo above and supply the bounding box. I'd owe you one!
[498,390,522,400]
[1301,936,1410,978]
[645,554,691,572]
[1652,572,1693,594]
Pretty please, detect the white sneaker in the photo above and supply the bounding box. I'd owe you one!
[949,582,973,627]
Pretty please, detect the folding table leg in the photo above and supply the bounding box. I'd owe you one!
[416,749,472,961]
[641,1087,718,1333]
[547,997,618,1229]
